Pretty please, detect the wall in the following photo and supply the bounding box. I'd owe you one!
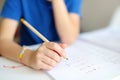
[0,0,4,21]
[81,0,120,32]
[0,0,4,13]
[0,0,120,32]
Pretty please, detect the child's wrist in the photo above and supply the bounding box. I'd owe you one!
[20,49,33,67]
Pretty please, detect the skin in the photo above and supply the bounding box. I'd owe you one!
[0,0,80,70]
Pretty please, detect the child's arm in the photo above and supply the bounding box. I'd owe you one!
[0,18,22,62]
[51,0,80,45]
[0,18,65,70]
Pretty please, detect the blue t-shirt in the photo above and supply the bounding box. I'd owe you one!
[1,0,82,45]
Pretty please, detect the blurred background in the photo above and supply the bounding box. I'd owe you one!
[81,0,120,32]
[0,0,120,32]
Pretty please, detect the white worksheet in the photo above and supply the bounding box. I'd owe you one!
[80,27,120,53]
[0,40,120,80]
[48,41,120,80]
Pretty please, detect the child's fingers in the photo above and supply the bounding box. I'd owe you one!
[37,45,62,62]
[59,43,67,49]
[41,55,58,67]
[30,53,53,70]
[39,61,53,70]
[44,42,66,57]
[44,48,62,62]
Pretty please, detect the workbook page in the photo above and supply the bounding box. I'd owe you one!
[0,40,120,80]
[48,41,120,80]
[80,27,120,52]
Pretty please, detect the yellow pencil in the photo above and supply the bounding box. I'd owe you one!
[21,18,68,60]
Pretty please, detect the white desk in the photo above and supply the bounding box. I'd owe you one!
[0,57,53,80]
[0,39,120,80]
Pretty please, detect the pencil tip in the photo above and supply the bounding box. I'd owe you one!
[64,57,68,60]
[66,58,68,60]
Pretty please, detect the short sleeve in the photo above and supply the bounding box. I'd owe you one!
[68,0,83,16]
[0,0,22,21]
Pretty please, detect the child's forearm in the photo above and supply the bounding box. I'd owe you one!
[0,18,32,67]
[0,39,21,62]
[52,0,80,44]
[0,39,32,66]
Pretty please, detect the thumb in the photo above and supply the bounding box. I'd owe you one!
[59,43,67,49]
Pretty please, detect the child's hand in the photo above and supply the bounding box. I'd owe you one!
[29,42,66,70]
